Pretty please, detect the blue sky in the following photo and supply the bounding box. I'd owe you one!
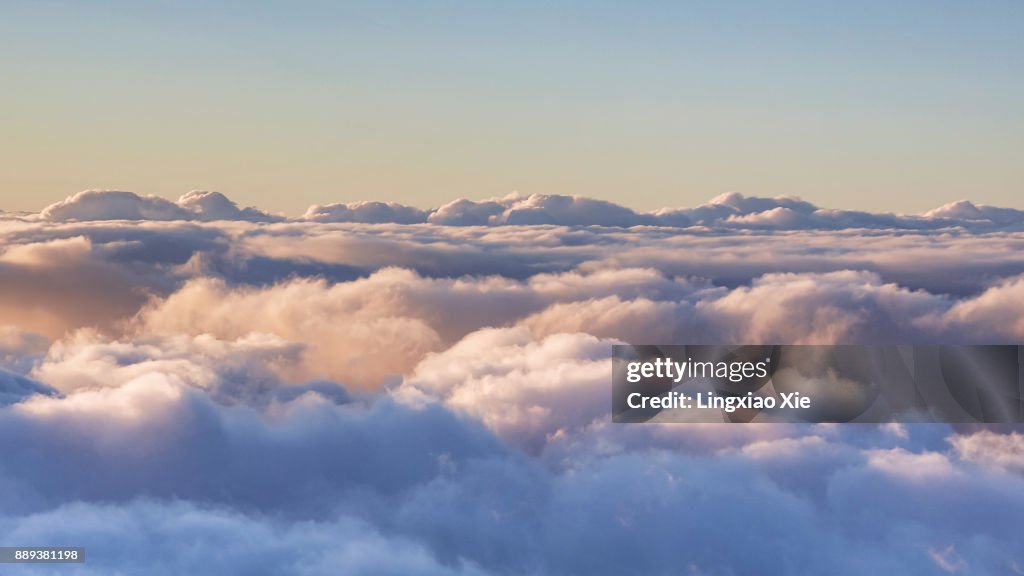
[2,0,1022,214]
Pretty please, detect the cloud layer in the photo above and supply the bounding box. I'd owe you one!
[27,189,1024,231]
[3,190,1024,574]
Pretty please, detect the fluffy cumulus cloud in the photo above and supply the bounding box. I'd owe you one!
[398,328,614,452]
[299,190,1024,230]
[24,189,1024,231]
[39,190,279,222]
[3,190,1024,574]
[304,200,431,224]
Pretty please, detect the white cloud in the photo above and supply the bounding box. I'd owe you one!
[398,327,613,451]
[304,201,430,224]
[33,189,1024,230]
[928,545,967,574]
[40,190,277,222]
[865,447,959,482]
[3,190,1024,574]
[950,430,1024,474]
[739,435,831,460]
[30,330,303,398]
[176,190,280,222]
[930,276,1024,339]
[1,500,494,576]
[41,190,191,221]
[133,275,443,388]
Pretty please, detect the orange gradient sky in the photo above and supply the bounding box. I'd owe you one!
[2,1,1022,215]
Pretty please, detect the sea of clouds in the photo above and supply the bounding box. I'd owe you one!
[2,189,1024,575]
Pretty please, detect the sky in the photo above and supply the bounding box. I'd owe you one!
[2,1,1022,215]
[4,5,1024,573]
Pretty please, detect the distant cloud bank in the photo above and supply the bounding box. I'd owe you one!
[25,189,1024,231]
